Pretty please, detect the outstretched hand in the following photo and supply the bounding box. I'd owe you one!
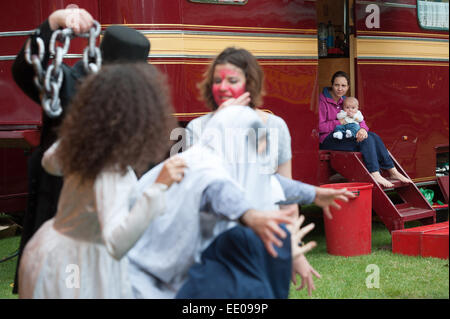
[155,156,187,188]
[291,254,321,296]
[240,206,296,258]
[288,215,319,296]
[287,214,317,259]
[314,187,356,219]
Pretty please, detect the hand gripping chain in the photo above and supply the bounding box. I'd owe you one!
[24,21,102,118]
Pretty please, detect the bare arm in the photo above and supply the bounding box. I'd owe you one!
[41,141,63,176]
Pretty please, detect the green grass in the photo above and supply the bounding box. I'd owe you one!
[289,218,449,299]
[1,215,448,299]
[0,235,19,299]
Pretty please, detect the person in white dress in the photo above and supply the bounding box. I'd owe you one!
[18,63,187,299]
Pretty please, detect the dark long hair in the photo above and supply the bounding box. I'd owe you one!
[331,70,350,86]
[198,47,265,110]
[58,63,176,181]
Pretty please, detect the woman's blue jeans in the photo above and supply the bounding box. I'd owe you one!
[319,131,394,173]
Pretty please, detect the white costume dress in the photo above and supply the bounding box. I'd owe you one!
[186,110,292,171]
[186,108,292,209]
[18,142,167,298]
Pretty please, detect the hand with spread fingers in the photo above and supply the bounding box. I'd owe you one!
[155,156,188,187]
[313,187,356,220]
[287,214,317,259]
[240,205,297,258]
[291,253,321,296]
[288,214,320,296]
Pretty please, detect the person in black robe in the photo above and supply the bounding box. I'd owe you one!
[11,7,150,293]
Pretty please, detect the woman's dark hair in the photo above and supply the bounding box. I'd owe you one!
[331,71,350,86]
[58,63,177,181]
[198,47,265,110]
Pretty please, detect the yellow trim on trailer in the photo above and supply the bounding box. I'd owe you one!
[357,38,449,61]
[358,61,449,67]
[145,33,317,58]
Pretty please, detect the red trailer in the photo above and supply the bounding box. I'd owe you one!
[0,0,448,230]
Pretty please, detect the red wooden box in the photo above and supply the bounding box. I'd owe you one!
[421,229,449,259]
[392,221,448,259]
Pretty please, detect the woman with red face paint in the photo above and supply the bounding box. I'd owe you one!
[186,47,292,178]
[185,47,322,296]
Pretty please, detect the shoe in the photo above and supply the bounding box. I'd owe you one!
[333,131,343,139]
[345,130,353,138]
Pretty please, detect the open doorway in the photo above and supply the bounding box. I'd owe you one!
[316,0,355,96]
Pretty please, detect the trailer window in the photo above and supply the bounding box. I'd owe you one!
[189,0,247,4]
[417,0,449,30]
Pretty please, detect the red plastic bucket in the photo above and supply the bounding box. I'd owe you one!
[320,182,374,256]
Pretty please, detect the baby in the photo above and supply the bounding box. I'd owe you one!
[333,97,364,140]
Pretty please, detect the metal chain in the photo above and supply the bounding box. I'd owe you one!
[82,22,102,73]
[24,21,101,118]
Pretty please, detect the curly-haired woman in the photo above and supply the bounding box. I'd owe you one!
[18,63,186,298]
